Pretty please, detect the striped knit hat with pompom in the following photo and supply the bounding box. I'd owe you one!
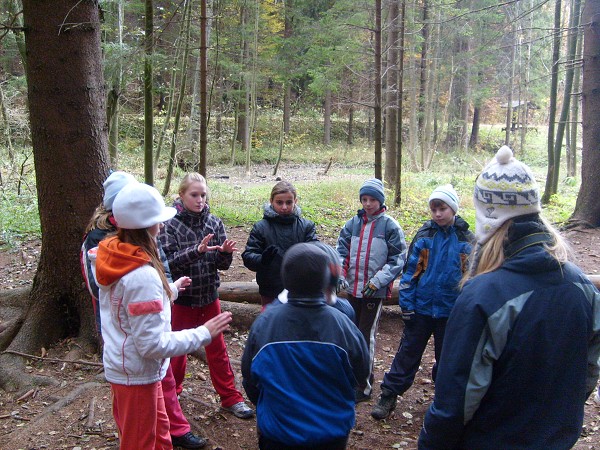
[474,145,541,244]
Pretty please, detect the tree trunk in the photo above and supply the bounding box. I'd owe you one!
[570,0,600,226]
[198,0,209,177]
[550,0,581,192]
[323,89,331,145]
[469,105,481,148]
[393,0,406,206]
[384,0,399,186]
[568,20,583,177]
[163,0,192,196]
[106,0,124,168]
[542,0,562,204]
[374,0,382,180]
[144,0,154,185]
[0,0,109,392]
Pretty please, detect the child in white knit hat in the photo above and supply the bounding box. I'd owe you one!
[418,146,600,449]
[337,178,407,403]
[371,184,474,420]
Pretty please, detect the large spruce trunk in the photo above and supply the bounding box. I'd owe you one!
[0,0,109,391]
[571,0,600,226]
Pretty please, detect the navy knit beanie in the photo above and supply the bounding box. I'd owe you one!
[281,243,329,297]
[359,178,385,206]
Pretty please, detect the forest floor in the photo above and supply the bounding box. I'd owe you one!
[0,164,599,449]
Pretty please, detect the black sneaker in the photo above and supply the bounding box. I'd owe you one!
[355,389,372,404]
[171,431,207,449]
[371,387,397,420]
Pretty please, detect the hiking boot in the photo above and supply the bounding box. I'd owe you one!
[171,431,207,449]
[371,387,397,420]
[355,388,372,404]
[223,401,255,419]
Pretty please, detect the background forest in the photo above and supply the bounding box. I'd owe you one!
[0,1,599,448]
[0,0,598,400]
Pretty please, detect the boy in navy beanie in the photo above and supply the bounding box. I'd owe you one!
[337,179,407,403]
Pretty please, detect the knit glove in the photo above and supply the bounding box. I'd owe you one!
[261,245,279,265]
[336,277,349,294]
[361,280,378,298]
[401,309,415,322]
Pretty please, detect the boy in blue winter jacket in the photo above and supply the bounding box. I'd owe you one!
[242,243,369,450]
[371,184,474,420]
[337,178,407,403]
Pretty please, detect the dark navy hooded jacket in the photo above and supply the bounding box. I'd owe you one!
[241,296,369,446]
[419,219,600,450]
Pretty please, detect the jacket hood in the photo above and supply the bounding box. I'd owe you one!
[95,236,151,286]
[502,215,561,274]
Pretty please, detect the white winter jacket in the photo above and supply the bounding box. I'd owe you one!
[89,236,212,386]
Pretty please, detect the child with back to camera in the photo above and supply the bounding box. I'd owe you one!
[337,178,408,403]
[159,173,254,419]
[371,184,474,421]
[418,146,600,449]
[82,172,207,449]
[88,182,232,450]
[242,180,318,309]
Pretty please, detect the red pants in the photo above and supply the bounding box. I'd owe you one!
[111,381,171,450]
[162,364,190,437]
[171,299,244,408]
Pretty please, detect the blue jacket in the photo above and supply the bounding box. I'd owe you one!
[242,204,317,297]
[337,208,407,298]
[400,216,474,318]
[241,296,369,446]
[419,219,600,450]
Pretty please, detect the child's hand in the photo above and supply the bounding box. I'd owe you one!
[174,276,192,292]
[361,281,378,298]
[202,311,233,340]
[336,277,349,294]
[261,245,279,265]
[401,309,415,322]
[218,239,238,253]
[198,234,218,253]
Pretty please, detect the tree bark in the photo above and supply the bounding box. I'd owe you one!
[198,0,208,177]
[542,0,562,203]
[323,89,331,145]
[144,0,154,185]
[374,0,383,180]
[1,0,109,392]
[384,0,399,186]
[571,0,600,226]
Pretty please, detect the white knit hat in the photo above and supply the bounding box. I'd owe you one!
[103,171,137,210]
[474,146,541,244]
[112,183,176,230]
[429,184,460,213]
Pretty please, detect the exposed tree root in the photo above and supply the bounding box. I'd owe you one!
[33,381,101,423]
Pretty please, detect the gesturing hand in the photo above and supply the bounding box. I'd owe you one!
[198,233,219,253]
[174,276,192,292]
[202,311,233,340]
[218,239,238,254]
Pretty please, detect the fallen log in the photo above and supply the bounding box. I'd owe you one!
[218,281,399,306]
[219,275,600,307]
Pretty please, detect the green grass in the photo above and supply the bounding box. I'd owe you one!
[0,114,582,247]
